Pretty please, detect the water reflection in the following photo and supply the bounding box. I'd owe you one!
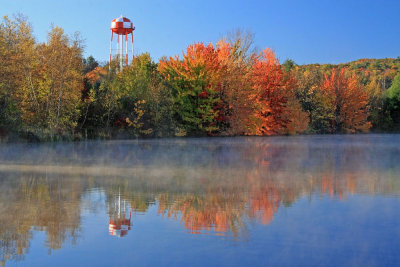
[0,135,399,266]
[108,192,132,237]
[0,175,82,266]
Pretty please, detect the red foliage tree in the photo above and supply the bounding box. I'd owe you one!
[322,69,371,133]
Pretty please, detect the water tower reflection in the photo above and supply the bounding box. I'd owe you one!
[108,190,132,238]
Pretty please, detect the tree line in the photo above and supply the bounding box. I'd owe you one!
[1,15,399,141]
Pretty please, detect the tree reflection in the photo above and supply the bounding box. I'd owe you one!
[0,137,399,265]
[157,193,246,235]
[0,174,84,266]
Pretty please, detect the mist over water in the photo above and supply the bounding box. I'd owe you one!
[0,135,399,266]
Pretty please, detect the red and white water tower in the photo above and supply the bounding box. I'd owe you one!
[110,15,135,71]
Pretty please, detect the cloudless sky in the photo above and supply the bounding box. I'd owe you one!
[2,0,399,64]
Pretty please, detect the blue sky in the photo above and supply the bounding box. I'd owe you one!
[2,0,399,64]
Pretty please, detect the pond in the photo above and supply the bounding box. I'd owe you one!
[0,134,399,266]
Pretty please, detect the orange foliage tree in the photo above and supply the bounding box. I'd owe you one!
[321,69,371,133]
[217,40,256,135]
[248,48,290,135]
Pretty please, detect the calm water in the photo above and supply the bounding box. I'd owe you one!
[0,135,399,266]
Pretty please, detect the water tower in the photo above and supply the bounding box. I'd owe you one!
[110,15,135,72]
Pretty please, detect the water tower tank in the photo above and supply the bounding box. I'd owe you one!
[111,15,134,35]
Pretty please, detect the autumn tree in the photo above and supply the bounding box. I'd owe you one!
[278,76,310,135]
[294,57,400,133]
[321,69,371,133]
[0,14,36,133]
[248,48,289,135]
[225,29,255,63]
[42,27,83,132]
[159,43,226,135]
[292,68,334,133]
[116,53,173,136]
[218,32,257,135]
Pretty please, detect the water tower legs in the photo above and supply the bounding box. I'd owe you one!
[125,34,128,66]
[120,34,123,72]
[131,33,134,61]
[110,32,113,68]
[116,34,119,70]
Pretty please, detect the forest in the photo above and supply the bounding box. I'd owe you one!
[1,15,400,141]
